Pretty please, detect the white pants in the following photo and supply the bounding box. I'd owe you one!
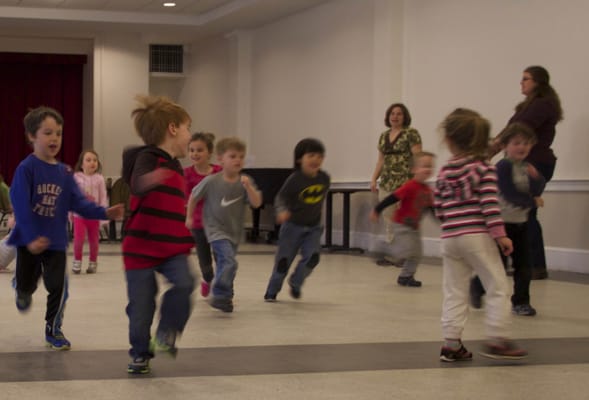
[0,236,16,268]
[441,233,511,339]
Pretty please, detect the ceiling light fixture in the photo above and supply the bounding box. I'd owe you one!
[163,2,176,6]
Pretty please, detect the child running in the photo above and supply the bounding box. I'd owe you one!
[186,137,262,313]
[122,95,196,374]
[369,151,435,287]
[71,149,108,274]
[184,132,222,297]
[434,108,528,361]
[264,138,330,301]
[9,106,123,351]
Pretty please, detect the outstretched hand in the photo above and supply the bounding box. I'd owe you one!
[106,204,125,221]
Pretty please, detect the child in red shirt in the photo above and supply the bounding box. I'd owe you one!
[370,152,435,287]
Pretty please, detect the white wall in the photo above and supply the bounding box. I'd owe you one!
[177,36,233,140]
[248,0,390,180]
[93,32,150,177]
[403,0,589,180]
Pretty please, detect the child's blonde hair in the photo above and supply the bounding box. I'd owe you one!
[441,108,490,160]
[131,95,191,146]
[409,151,435,169]
[215,137,246,156]
[74,149,102,173]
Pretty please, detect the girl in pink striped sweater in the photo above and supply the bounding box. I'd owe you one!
[434,108,527,362]
[72,150,108,274]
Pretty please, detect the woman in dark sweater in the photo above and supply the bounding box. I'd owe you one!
[502,66,563,279]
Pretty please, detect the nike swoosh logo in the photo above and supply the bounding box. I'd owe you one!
[221,196,243,207]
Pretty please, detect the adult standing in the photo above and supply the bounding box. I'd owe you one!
[499,66,563,279]
[370,103,422,265]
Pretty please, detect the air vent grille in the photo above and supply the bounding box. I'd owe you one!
[149,44,183,73]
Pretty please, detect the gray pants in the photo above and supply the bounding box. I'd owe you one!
[390,223,422,277]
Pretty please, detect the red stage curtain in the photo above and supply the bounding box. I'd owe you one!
[0,52,87,185]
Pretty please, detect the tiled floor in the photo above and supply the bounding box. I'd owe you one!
[0,242,588,399]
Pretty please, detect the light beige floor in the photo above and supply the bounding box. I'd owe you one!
[1,243,588,399]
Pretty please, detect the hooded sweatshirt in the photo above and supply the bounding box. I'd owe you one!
[434,156,506,239]
[121,146,194,270]
[9,154,107,251]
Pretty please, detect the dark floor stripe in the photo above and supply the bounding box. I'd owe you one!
[1,337,588,382]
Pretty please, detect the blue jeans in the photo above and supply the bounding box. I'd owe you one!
[265,222,322,295]
[210,239,239,299]
[125,254,195,359]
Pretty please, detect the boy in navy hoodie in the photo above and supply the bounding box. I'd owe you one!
[9,106,123,350]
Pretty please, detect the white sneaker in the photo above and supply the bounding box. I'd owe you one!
[72,261,82,274]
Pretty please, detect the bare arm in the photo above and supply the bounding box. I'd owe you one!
[185,195,196,229]
[371,151,384,192]
[241,175,263,208]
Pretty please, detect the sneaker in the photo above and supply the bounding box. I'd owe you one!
[376,258,394,266]
[200,281,211,298]
[479,339,528,360]
[86,262,97,274]
[440,343,473,362]
[397,276,422,287]
[72,260,81,274]
[15,291,32,312]
[127,357,150,374]
[209,296,234,313]
[45,329,71,351]
[512,304,537,316]
[289,285,301,299]
[149,331,178,358]
[375,255,405,267]
[264,293,277,302]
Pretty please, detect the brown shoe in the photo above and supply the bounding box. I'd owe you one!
[479,339,528,360]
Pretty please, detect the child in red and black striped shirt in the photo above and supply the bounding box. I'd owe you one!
[122,95,196,375]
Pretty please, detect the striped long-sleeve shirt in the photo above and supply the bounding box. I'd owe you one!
[121,146,194,270]
[434,156,506,239]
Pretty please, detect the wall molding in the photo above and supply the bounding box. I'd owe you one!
[334,231,589,275]
[330,179,589,192]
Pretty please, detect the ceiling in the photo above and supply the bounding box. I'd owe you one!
[0,0,332,42]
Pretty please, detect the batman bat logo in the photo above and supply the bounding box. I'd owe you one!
[299,184,326,204]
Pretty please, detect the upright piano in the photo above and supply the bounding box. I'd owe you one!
[242,168,292,242]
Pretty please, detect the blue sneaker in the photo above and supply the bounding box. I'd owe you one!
[16,291,32,312]
[127,357,150,374]
[45,329,71,351]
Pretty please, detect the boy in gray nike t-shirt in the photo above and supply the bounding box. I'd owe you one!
[186,137,262,312]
